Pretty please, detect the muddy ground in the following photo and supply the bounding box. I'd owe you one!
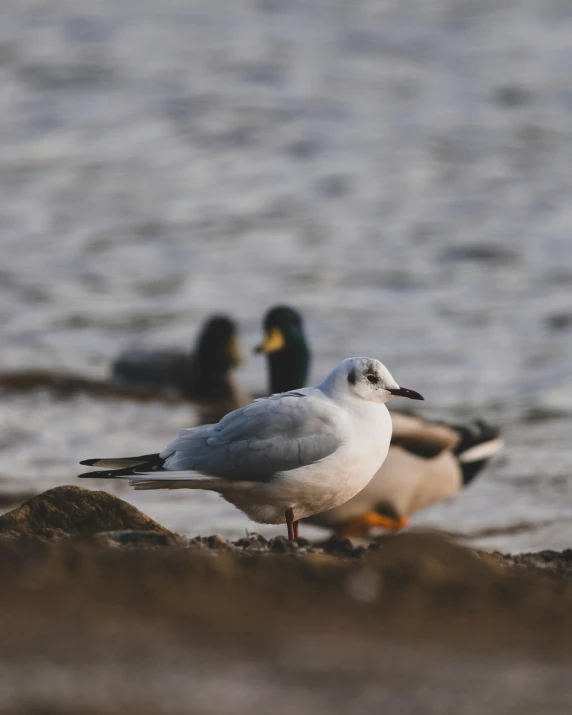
[1,487,572,714]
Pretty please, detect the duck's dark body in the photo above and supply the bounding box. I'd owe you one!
[111,315,248,422]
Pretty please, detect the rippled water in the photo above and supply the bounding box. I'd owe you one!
[2,0,572,551]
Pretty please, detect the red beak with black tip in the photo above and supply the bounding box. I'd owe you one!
[388,387,424,401]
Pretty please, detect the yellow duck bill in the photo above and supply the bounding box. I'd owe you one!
[254,327,285,354]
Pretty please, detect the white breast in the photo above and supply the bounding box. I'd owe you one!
[262,401,393,521]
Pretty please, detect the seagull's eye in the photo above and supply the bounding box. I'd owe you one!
[366,374,379,385]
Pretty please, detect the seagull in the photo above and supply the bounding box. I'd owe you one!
[79,357,423,540]
[111,315,249,423]
[305,420,504,537]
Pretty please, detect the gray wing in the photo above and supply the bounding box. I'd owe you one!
[158,391,342,480]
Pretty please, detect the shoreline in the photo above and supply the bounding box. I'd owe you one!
[2,487,572,711]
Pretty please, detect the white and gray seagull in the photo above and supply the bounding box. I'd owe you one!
[78,357,423,540]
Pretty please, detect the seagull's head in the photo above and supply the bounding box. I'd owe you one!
[324,357,424,405]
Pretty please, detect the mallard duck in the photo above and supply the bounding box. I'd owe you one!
[111,315,249,423]
[387,411,461,457]
[305,420,504,537]
[254,306,310,394]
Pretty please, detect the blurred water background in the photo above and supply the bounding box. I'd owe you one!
[2,0,572,551]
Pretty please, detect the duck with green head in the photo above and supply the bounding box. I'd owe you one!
[112,314,249,423]
[255,306,311,394]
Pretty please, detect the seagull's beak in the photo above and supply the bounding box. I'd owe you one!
[388,386,424,401]
[254,327,285,354]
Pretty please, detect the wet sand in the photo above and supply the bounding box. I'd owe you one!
[2,533,572,714]
[1,488,572,713]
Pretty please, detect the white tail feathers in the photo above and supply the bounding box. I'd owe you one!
[458,435,504,464]
[130,479,218,490]
[126,472,259,493]
[87,458,148,469]
[129,476,219,490]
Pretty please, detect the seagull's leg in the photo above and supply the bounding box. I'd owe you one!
[293,520,299,540]
[285,507,295,540]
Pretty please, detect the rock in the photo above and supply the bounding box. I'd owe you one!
[294,537,312,548]
[205,534,231,550]
[269,536,297,553]
[234,533,268,550]
[0,485,172,538]
[233,533,268,550]
[189,536,206,547]
[320,535,361,557]
[502,549,572,579]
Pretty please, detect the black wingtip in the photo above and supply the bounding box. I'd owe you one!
[78,470,99,478]
[78,467,134,479]
[79,458,101,466]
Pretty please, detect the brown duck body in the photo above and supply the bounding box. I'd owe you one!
[306,417,503,536]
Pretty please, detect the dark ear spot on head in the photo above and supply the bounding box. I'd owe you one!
[348,368,357,386]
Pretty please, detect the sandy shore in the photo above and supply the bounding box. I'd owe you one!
[1,487,572,714]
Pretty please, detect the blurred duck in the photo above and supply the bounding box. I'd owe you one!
[389,411,461,457]
[112,315,249,423]
[254,306,311,394]
[305,420,504,537]
[254,305,467,447]
[255,305,504,535]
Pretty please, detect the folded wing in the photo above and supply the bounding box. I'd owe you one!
[79,390,343,486]
[159,391,342,480]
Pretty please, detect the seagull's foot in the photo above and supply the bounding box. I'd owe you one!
[337,512,409,538]
[285,507,299,541]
